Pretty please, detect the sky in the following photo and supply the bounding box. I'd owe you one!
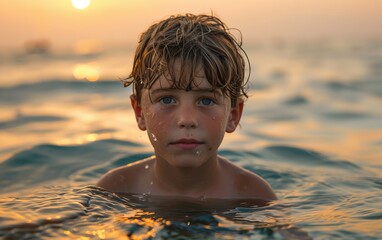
[0,0,381,51]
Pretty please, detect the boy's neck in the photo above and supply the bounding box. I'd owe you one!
[153,155,221,197]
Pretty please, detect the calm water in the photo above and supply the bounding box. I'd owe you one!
[0,40,381,239]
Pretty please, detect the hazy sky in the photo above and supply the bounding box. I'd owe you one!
[1,0,381,50]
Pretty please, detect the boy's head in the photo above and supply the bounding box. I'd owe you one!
[123,13,250,106]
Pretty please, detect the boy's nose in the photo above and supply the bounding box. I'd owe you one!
[176,105,198,129]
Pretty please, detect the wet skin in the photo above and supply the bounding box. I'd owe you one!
[97,68,277,200]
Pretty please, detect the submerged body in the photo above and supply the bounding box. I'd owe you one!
[98,155,276,200]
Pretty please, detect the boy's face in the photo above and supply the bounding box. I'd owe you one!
[130,66,243,168]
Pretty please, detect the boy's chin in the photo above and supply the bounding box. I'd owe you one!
[164,156,208,169]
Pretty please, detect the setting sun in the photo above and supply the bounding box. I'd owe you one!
[71,0,91,10]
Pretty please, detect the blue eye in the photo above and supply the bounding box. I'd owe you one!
[199,98,215,106]
[159,96,176,104]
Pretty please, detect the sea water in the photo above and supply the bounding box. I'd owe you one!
[0,40,381,239]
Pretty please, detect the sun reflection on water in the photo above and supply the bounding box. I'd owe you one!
[86,133,98,142]
[73,64,100,82]
[55,132,113,146]
[114,211,166,240]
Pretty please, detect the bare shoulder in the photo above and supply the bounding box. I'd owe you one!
[219,157,277,201]
[96,156,154,193]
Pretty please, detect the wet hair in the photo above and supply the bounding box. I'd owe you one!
[122,13,250,106]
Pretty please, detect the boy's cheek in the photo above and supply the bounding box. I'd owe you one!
[143,111,168,135]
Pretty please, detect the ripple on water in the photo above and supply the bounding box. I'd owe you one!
[0,139,148,193]
[0,185,309,239]
[257,145,362,171]
[0,140,380,239]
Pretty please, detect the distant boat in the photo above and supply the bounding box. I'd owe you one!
[25,39,51,55]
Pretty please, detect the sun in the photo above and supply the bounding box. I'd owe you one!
[71,0,91,10]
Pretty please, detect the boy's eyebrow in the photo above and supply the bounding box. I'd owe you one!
[150,88,223,96]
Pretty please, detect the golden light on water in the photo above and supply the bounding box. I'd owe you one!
[86,133,98,142]
[114,212,164,240]
[71,0,91,10]
[73,64,99,82]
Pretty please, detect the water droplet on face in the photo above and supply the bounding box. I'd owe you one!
[150,181,154,185]
[199,195,206,201]
[145,164,149,169]
[151,133,157,141]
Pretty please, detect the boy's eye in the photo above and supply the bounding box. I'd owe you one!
[159,96,176,104]
[198,98,215,106]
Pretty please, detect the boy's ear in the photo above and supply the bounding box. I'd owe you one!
[226,99,244,133]
[130,95,147,131]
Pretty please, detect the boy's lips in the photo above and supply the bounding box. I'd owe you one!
[170,139,204,149]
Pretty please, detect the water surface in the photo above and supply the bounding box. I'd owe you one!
[0,40,381,239]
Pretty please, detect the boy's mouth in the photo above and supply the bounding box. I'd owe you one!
[170,139,204,149]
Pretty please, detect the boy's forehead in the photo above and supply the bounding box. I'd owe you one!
[149,59,214,91]
[151,74,213,91]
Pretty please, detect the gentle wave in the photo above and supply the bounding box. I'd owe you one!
[0,114,67,130]
[0,139,147,193]
[0,139,380,239]
[0,139,365,193]
[0,80,126,105]
[0,185,308,239]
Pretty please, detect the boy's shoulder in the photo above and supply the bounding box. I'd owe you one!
[219,157,277,200]
[96,156,154,193]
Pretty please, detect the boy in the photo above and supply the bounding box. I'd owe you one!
[97,14,277,201]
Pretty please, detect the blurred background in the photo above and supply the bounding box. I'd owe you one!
[0,0,381,164]
[1,0,382,48]
[1,0,382,84]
